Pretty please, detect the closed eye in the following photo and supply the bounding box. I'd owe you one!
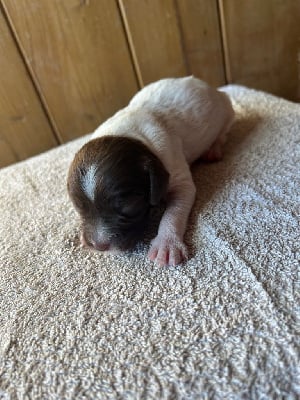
[115,193,148,218]
[119,209,143,220]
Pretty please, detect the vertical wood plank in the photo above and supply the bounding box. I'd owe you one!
[220,0,300,100]
[119,0,188,86]
[0,7,57,168]
[176,0,225,87]
[3,0,139,142]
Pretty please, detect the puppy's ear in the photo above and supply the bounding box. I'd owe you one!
[143,154,169,206]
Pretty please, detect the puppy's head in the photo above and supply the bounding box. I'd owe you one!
[67,136,169,251]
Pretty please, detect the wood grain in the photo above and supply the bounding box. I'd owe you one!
[176,0,225,87]
[0,7,57,168]
[220,0,300,100]
[3,0,139,142]
[119,0,187,86]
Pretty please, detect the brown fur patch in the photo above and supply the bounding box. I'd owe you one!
[67,136,169,250]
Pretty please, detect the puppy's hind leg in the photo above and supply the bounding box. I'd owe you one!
[201,115,234,162]
[201,133,227,162]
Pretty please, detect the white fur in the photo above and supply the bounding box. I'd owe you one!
[91,76,234,266]
[81,164,97,202]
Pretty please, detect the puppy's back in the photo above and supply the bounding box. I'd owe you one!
[129,76,211,113]
[129,76,234,163]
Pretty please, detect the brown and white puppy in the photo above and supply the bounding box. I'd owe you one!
[67,77,234,266]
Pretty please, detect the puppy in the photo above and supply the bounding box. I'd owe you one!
[67,77,234,266]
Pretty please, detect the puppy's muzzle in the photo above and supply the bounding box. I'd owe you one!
[80,232,110,251]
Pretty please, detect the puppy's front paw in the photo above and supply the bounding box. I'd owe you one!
[148,235,188,267]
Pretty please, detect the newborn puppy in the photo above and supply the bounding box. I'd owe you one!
[67,77,234,266]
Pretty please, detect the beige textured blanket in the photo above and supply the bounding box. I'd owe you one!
[0,85,299,399]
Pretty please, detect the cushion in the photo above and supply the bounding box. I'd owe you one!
[0,85,299,398]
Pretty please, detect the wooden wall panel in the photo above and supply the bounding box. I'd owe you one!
[176,0,225,87]
[0,7,57,168]
[2,0,298,169]
[2,0,139,142]
[119,0,187,86]
[119,0,225,87]
[219,0,300,100]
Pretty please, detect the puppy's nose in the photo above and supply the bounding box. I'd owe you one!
[91,240,110,251]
